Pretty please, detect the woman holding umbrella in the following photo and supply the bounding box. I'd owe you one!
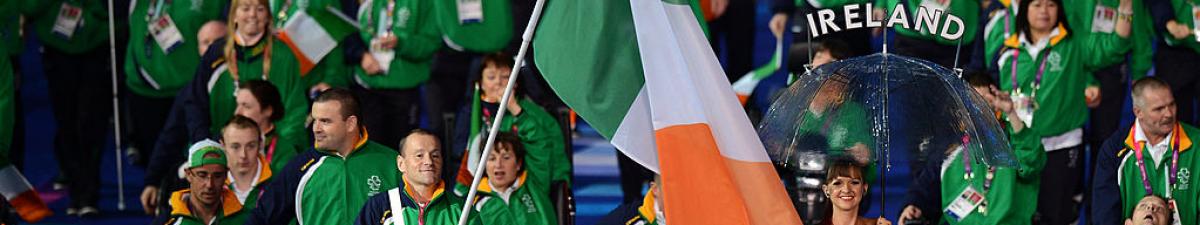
[822,160,891,225]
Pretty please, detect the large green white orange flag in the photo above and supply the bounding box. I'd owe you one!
[533,0,802,224]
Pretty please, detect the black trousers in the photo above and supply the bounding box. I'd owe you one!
[1035,145,1084,225]
[352,84,420,150]
[125,93,174,166]
[44,46,112,208]
[1154,45,1200,125]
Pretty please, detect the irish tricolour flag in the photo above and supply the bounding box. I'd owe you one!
[533,0,802,224]
[277,7,357,76]
[0,164,52,222]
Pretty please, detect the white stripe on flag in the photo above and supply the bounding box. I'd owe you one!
[283,10,337,63]
[0,166,34,200]
[628,0,770,162]
[610,86,660,173]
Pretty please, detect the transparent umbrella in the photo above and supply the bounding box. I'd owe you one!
[756,53,1019,224]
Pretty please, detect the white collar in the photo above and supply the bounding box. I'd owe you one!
[228,161,263,204]
[1018,28,1059,57]
[490,179,519,203]
[1134,120,1174,165]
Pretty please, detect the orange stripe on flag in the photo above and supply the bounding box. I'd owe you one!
[10,191,51,222]
[277,32,317,76]
[456,153,475,184]
[655,123,803,225]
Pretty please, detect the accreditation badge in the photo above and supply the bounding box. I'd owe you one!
[149,15,185,54]
[945,186,985,222]
[52,3,84,39]
[1091,5,1116,33]
[457,0,483,24]
[1011,92,1035,128]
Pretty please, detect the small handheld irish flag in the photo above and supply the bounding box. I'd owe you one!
[277,6,359,76]
[0,165,52,222]
[454,85,485,196]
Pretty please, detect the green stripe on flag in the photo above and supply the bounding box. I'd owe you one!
[307,6,358,40]
[533,0,645,139]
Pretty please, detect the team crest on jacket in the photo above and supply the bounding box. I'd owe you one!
[368,175,382,196]
[522,194,536,213]
[396,7,411,28]
[1180,168,1191,190]
[1047,51,1064,72]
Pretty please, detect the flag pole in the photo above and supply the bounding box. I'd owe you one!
[107,0,127,211]
[456,0,548,223]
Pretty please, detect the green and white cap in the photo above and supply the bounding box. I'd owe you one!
[187,139,227,168]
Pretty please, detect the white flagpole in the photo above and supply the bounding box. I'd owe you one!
[455,0,548,223]
[107,0,126,211]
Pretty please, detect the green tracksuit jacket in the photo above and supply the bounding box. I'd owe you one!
[353,0,442,90]
[125,0,226,97]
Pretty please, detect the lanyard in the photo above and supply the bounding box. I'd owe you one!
[1009,47,1051,97]
[148,0,171,21]
[960,135,995,192]
[384,0,396,33]
[1133,125,1183,196]
[266,135,279,164]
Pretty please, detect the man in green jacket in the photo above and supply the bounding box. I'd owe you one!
[220,116,273,211]
[124,0,226,165]
[26,0,113,216]
[248,88,401,225]
[151,141,250,225]
[352,0,443,150]
[354,130,482,225]
[1094,78,1200,225]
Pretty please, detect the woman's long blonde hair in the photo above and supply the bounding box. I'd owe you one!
[224,0,274,81]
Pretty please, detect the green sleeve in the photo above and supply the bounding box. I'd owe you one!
[1127,0,1154,80]
[1087,74,1100,87]
[395,0,442,61]
[1063,0,1094,33]
[513,99,570,186]
[983,13,1008,70]
[1007,121,1047,180]
[1079,26,1132,71]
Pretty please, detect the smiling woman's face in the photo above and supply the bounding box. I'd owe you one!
[824,163,867,212]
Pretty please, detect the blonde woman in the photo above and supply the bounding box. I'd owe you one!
[183,0,308,149]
